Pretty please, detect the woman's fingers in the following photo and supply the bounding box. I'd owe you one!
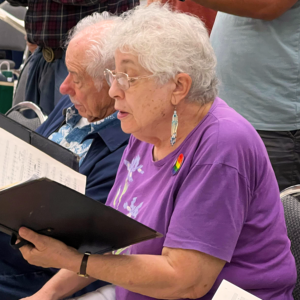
[19,227,47,251]
[18,227,81,271]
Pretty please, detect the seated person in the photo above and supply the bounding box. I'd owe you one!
[19,4,296,300]
[0,13,129,300]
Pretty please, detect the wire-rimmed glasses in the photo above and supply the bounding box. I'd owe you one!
[104,68,154,91]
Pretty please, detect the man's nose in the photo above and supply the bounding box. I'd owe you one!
[60,74,75,96]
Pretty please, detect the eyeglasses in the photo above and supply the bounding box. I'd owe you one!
[104,68,154,91]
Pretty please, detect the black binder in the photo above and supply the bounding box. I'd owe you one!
[0,114,80,171]
[0,178,162,254]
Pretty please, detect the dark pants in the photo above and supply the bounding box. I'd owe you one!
[25,47,68,116]
[257,130,300,192]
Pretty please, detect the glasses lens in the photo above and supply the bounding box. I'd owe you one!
[105,70,113,87]
[116,73,129,91]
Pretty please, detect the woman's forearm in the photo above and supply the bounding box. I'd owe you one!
[37,253,186,299]
[59,251,215,300]
[87,254,187,299]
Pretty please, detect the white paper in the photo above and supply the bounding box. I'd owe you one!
[212,280,262,300]
[0,128,86,194]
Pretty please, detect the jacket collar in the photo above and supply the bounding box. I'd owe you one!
[82,112,130,152]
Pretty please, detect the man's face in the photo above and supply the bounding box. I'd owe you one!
[60,38,114,122]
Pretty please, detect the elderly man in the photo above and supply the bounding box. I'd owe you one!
[175,0,300,191]
[0,13,129,300]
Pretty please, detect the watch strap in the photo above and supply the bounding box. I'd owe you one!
[78,252,91,278]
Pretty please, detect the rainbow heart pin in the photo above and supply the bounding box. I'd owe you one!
[172,153,185,175]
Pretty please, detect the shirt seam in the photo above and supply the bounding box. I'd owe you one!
[164,236,232,262]
[193,162,251,193]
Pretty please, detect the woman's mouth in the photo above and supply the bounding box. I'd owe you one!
[117,111,129,119]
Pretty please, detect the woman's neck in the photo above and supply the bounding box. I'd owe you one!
[152,101,213,161]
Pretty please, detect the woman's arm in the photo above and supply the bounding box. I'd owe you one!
[148,0,298,20]
[19,227,225,299]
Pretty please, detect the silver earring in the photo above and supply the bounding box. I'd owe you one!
[170,107,178,146]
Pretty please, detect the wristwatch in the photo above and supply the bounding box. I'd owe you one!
[77,252,91,278]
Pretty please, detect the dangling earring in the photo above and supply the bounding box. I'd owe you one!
[170,107,178,146]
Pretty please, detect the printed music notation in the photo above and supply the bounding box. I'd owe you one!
[0,128,86,194]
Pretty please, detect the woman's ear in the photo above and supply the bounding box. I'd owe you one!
[171,73,192,106]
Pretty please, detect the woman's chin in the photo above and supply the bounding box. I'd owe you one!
[120,124,133,134]
[120,121,139,135]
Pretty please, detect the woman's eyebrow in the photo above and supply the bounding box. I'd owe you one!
[120,59,136,66]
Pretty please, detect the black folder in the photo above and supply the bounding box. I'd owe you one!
[0,178,162,254]
[0,114,79,171]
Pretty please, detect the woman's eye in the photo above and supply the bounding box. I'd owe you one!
[129,78,137,84]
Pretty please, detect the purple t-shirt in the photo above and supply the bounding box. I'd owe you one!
[106,98,296,300]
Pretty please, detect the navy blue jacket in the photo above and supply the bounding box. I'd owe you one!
[0,95,129,300]
[36,95,129,204]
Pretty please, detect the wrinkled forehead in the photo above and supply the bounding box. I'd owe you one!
[114,49,145,72]
[65,39,88,75]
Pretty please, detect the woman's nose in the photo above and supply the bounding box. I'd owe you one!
[108,78,124,100]
[59,74,75,96]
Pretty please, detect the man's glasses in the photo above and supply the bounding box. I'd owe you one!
[104,69,154,91]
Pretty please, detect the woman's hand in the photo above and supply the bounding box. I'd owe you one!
[18,227,82,271]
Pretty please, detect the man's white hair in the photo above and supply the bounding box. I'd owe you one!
[66,12,118,91]
[108,4,218,104]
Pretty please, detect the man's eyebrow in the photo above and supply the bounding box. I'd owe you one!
[69,70,78,76]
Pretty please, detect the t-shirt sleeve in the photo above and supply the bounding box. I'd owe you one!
[164,163,250,262]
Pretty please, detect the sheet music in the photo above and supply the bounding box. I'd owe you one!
[212,280,261,300]
[0,128,86,194]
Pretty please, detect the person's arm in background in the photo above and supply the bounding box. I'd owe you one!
[148,0,298,20]
[5,0,28,7]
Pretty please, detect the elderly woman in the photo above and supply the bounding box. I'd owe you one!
[19,4,295,300]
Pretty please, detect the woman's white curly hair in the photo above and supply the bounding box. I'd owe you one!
[108,3,218,104]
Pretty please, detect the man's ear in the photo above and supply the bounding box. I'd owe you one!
[171,73,192,106]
